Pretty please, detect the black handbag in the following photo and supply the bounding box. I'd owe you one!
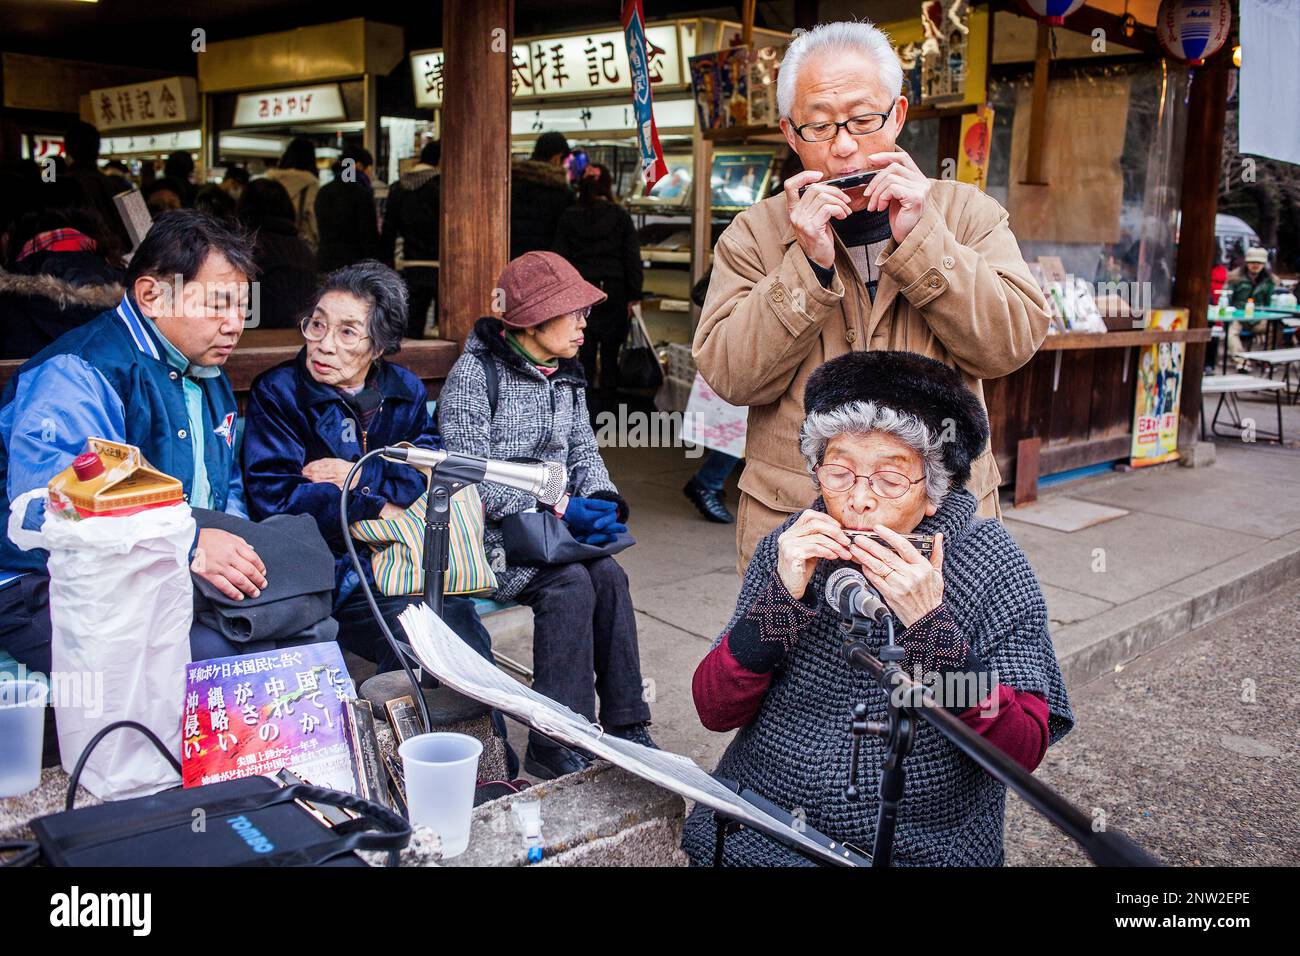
[500,510,635,565]
[21,721,410,867]
[617,306,664,391]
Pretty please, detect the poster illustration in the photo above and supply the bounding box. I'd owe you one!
[1130,308,1188,467]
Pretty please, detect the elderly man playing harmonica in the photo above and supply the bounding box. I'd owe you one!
[693,20,1050,575]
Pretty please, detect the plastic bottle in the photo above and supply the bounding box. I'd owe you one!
[1244,297,1255,319]
[1216,288,1230,318]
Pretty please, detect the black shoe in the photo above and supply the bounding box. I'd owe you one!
[607,721,660,750]
[524,741,592,779]
[684,476,734,524]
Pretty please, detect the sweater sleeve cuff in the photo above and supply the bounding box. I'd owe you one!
[807,256,836,289]
[898,603,996,713]
[725,571,820,674]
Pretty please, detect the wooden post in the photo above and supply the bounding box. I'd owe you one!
[439,0,512,348]
[1022,22,1051,185]
[1173,47,1232,446]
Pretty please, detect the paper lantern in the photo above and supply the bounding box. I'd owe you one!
[1157,0,1232,66]
[1014,0,1086,27]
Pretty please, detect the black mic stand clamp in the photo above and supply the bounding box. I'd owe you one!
[840,607,922,867]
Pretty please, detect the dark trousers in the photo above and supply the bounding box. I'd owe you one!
[403,268,438,339]
[333,590,493,672]
[579,296,629,400]
[513,556,650,751]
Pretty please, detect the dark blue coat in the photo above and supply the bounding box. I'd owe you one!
[242,349,440,598]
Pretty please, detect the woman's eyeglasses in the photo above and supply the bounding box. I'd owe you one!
[815,463,924,499]
[301,315,371,350]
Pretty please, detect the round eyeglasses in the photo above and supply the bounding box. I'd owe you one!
[815,463,924,499]
[301,315,371,350]
[791,103,896,143]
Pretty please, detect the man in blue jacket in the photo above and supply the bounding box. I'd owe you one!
[0,210,269,673]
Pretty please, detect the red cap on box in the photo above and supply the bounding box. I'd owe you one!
[72,452,105,482]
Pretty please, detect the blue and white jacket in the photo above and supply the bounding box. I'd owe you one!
[0,294,244,578]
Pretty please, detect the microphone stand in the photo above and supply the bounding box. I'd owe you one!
[835,596,1161,868]
[840,603,912,867]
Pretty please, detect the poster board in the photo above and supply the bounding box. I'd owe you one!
[1130,308,1188,468]
[1007,75,1128,244]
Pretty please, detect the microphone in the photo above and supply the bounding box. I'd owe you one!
[380,447,568,506]
[825,567,892,624]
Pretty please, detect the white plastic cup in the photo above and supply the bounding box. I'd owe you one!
[398,732,482,858]
[0,678,50,797]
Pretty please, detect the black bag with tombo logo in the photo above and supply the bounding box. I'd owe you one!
[23,721,410,867]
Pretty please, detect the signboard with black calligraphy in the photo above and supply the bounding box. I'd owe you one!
[88,77,197,132]
[411,23,687,109]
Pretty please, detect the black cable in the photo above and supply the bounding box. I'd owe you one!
[339,450,432,735]
[66,719,182,811]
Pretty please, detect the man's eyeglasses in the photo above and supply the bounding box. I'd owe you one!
[791,103,896,143]
[815,463,924,499]
[301,315,371,350]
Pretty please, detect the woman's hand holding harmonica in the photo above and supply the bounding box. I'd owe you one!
[776,509,854,600]
[849,526,945,628]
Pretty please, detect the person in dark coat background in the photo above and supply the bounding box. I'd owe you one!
[62,121,133,253]
[315,144,381,273]
[164,151,198,208]
[554,162,642,408]
[238,178,318,329]
[509,130,573,259]
[0,204,125,359]
[382,140,442,339]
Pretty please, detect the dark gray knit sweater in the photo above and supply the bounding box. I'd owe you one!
[681,489,1074,866]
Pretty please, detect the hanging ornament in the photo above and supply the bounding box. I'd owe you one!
[1156,0,1232,66]
[1013,0,1086,27]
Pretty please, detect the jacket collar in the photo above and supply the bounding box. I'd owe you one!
[470,316,587,387]
[292,347,412,408]
[113,293,220,379]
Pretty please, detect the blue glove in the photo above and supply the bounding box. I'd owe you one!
[575,519,628,546]
[562,497,619,536]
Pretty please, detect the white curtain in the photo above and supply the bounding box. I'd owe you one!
[1239,0,1300,165]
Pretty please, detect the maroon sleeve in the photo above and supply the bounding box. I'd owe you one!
[692,633,775,732]
[957,686,1050,773]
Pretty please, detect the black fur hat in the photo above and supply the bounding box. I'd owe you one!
[802,351,989,485]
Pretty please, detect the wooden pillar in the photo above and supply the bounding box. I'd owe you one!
[439,0,512,347]
[1173,47,1232,445]
[1022,22,1051,185]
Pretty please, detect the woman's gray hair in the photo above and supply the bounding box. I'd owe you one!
[316,259,408,356]
[777,21,904,119]
[800,400,953,506]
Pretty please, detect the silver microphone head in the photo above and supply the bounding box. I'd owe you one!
[825,566,867,614]
[536,461,568,507]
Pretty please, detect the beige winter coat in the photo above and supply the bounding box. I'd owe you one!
[693,178,1049,572]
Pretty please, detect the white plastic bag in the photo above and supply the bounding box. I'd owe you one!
[8,488,194,800]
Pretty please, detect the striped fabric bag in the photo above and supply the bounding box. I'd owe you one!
[348,485,497,596]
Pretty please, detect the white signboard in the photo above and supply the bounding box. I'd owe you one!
[510,97,695,136]
[412,23,686,109]
[89,77,197,131]
[233,84,346,127]
[101,128,202,156]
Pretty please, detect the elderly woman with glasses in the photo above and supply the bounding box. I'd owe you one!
[683,351,1074,867]
[240,261,498,691]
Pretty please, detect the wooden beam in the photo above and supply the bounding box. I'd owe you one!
[439,0,512,348]
[1173,46,1233,446]
[1014,437,1041,507]
[1022,21,1051,185]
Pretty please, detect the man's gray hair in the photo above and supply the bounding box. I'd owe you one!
[800,401,953,506]
[777,21,904,119]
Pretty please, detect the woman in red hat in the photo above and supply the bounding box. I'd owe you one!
[438,251,656,779]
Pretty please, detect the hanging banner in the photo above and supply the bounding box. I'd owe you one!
[955,106,994,190]
[623,0,669,185]
[1130,309,1188,467]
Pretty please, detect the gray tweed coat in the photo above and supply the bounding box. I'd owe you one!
[681,488,1074,866]
[438,317,625,599]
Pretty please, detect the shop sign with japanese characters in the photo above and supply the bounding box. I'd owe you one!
[88,77,197,131]
[233,83,347,127]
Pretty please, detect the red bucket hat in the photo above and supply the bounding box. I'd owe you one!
[496,251,607,329]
